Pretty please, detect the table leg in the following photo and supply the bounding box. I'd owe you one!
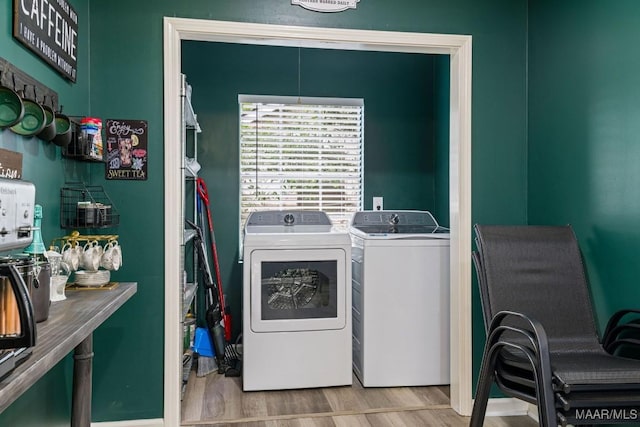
[72,333,93,427]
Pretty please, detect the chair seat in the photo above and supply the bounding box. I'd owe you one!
[499,345,640,388]
[558,389,640,408]
[551,350,640,388]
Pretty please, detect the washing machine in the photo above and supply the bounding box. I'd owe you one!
[242,210,352,391]
[350,210,450,387]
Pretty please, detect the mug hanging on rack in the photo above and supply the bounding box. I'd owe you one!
[61,243,80,271]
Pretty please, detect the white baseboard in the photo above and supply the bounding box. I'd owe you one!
[484,398,530,417]
[91,419,163,427]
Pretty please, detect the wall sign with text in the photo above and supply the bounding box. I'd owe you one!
[13,0,78,82]
[105,119,148,181]
[292,0,359,12]
[0,149,23,180]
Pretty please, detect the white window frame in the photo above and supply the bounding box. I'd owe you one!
[238,94,364,244]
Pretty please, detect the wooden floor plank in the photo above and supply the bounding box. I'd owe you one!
[181,370,206,421]
[405,385,451,406]
[332,414,371,427]
[321,384,370,413]
[264,388,334,416]
[239,385,269,420]
[180,410,537,427]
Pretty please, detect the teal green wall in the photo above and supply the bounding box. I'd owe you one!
[0,0,91,228]
[0,0,94,425]
[1,0,528,423]
[528,1,640,333]
[182,42,443,339]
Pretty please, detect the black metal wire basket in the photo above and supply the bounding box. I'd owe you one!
[60,183,120,229]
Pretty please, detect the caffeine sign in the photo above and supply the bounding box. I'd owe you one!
[292,0,359,12]
[13,0,79,82]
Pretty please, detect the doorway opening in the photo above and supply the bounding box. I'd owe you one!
[163,18,472,426]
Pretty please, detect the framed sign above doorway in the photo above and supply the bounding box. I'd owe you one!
[292,0,360,13]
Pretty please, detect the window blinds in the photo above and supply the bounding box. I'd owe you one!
[239,96,364,231]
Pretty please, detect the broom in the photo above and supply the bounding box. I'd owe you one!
[197,178,232,341]
[197,352,218,377]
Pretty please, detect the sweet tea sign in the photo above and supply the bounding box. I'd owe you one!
[292,0,359,12]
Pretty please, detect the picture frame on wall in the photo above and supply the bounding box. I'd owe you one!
[12,0,79,82]
[105,119,148,180]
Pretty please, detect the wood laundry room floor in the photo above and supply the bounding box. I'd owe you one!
[181,370,537,426]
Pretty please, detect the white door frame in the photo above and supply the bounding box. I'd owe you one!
[163,18,472,426]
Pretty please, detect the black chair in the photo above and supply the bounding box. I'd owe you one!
[471,225,640,426]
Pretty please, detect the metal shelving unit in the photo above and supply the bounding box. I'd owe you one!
[180,74,202,399]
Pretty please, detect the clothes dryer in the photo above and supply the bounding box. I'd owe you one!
[242,210,352,391]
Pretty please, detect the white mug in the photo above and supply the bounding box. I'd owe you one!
[74,242,84,260]
[81,241,101,272]
[111,240,122,269]
[61,243,80,271]
[100,241,120,271]
[94,240,104,257]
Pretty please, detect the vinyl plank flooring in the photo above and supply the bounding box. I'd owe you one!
[265,416,337,427]
[239,385,269,419]
[183,373,447,424]
[331,414,371,427]
[181,372,538,426]
[181,410,537,427]
[182,370,207,421]
[344,378,425,410]
[363,410,539,427]
[264,388,333,416]
[321,384,370,412]
[405,385,450,406]
[202,374,268,420]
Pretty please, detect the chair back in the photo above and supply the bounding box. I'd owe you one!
[474,225,600,351]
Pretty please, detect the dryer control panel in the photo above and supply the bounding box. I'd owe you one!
[245,210,332,234]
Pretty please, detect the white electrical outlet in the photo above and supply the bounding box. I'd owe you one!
[373,197,383,211]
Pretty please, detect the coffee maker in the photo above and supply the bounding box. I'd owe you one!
[0,179,38,379]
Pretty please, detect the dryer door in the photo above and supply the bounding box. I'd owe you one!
[249,248,347,332]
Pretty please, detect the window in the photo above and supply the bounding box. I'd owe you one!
[239,95,364,232]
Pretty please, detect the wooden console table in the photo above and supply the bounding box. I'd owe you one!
[0,282,137,426]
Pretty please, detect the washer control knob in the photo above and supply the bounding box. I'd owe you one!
[389,213,400,225]
[284,213,295,225]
